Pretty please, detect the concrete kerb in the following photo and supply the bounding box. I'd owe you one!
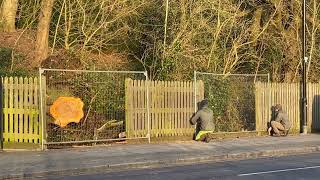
[2,146,320,179]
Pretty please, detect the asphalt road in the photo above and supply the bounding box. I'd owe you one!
[42,153,320,180]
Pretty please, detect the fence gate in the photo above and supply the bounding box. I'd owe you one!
[39,69,149,147]
[1,77,43,150]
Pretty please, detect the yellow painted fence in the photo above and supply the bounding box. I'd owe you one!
[1,77,42,144]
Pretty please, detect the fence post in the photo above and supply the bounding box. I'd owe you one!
[145,71,151,143]
[125,78,130,138]
[39,68,46,150]
[0,78,3,150]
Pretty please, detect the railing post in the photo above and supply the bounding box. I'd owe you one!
[39,68,46,150]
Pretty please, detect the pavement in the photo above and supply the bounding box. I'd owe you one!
[1,134,320,179]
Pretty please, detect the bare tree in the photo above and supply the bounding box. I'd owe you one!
[0,0,19,32]
[34,0,54,66]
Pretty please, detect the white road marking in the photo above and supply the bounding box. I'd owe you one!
[238,165,320,176]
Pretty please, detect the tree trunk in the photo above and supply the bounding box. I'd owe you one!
[0,0,18,32]
[34,0,54,67]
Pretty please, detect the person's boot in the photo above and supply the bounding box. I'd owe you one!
[273,133,280,137]
[268,127,272,136]
[198,134,206,142]
[204,135,212,143]
[283,129,289,136]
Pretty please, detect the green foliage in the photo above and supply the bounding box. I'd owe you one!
[154,57,176,81]
[0,48,30,77]
[71,73,126,115]
[202,76,257,132]
[0,47,12,67]
[204,78,230,118]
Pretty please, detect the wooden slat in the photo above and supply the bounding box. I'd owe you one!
[18,77,25,142]
[150,80,154,137]
[29,77,38,143]
[181,81,185,134]
[133,80,137,136]
[125,79,129,136]
[167,81,171,135]
[136,80,140,135]
[139,80,144,135]
[9,77,14,142]
[141,79,145,136]
[29,78,34,142]
[143,80,147,135]
[174,81,178,135]
[156,81,160,137]
[168,81,172,135]
[163,81,168,135]
[170,81,174,136]
[139,80,144,136]
[150,81,154,136]
[308,83,312,129]
[187,81,191,129]
[255,82,259,130]
[23,77,31,143]
[3,77,8,141]
[13,77,19,142]
[166,81,170,136]
[155,81,159,136]
[34,77,40,143]
[138,80,142,136]
[177,81,181,134]
[125,78,132,137]
[160,81,165,136]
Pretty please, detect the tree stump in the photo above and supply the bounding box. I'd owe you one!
[50,97,84,127]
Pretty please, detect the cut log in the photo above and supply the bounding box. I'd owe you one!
[94,120,125,140]
[97,120,123,133]
[50,97,84,127]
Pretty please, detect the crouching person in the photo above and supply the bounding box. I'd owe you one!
[190,99,215,143]
[268,104,291,137]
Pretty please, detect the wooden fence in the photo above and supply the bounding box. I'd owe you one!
[307,83,320,130]
[125,79,204,137]
[255,82,320,132]
[1,77,42,144]
[3,76,320,147]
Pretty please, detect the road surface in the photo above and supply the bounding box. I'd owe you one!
[41,153,320,180]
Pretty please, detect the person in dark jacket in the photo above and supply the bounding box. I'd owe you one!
[268,104,291,136]
[190,99,215,142]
